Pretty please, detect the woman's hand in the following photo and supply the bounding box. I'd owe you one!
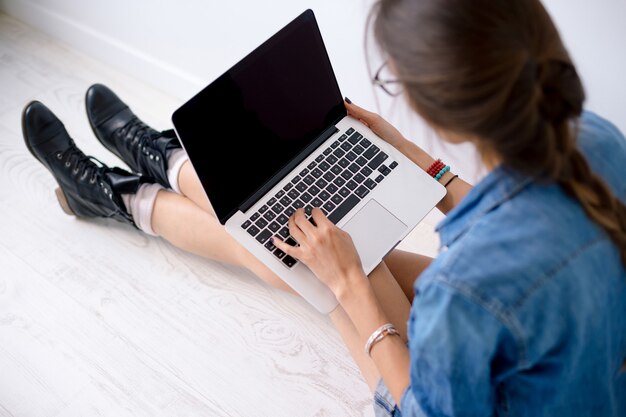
[345,99,408,149]
[272,208,366,297]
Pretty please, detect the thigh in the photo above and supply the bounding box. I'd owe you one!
[383,249,433,303]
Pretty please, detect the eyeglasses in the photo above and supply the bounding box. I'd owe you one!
[372,61,403,97]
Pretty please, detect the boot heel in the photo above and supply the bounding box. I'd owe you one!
[55,187,75,216]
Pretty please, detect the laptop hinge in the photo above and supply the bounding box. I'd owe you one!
[239,125,339,213]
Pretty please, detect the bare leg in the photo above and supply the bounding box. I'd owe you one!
[151,189,294,293]
[384,250,433,302]
[151,188,419,395]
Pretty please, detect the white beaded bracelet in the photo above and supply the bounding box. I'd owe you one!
[364,323,400,356]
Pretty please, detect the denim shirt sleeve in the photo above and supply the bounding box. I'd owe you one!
[402,275,519,417]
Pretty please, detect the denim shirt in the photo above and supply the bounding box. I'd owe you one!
[400,112,626,417]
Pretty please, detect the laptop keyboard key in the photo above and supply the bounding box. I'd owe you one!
[361,138,371,148]
[278,227,290,238]
[365,179,377,190]
[331,165,342,175]
[331,140,340,148]
[268,222,280,232]
[356,156,368,166]
[283,182,293,191]
[272,203,284,214]
[340,142,352,151]
[353,145,365,154]
[363,145,379,159]
[280,196,292,206]
[354,173,366,183]
[251,212,260,221]
[247,225,260,237]
[264,240,276,252]
[331,194,343,205]
[327,194,360,224]
[323,172,335,182]
[355,185,370,198]
[296,182,308,192]
[273,248,286,259]
[308,185,320,196]
[346,127,355,135]
[255,218,268,229]
[256,229,272,244]
[323,147,332,156]
[382,166,392,176]
[326,155,338,165]
[375,174,385,183]
[282,256,298,268]
[303,175,315,185]
[259,205,269,214]
[361,166,373,176]
[319,190,331,201]
[277,214,289,225]
[319,161,331,171]
[299,168,309,176]
[339,134,348,142]
[284,207,295,217]
[291,175,301,184]
[267,197,277,206]
[348,132,362,144]
[292,199,304,209]
[333,176,346,187]
[338,158,350,168]
[315,154,324,163]
[307,161,316,170]
[311,197,323,207]
[315,178,328,189]
[332,148,345,158]
[287,189,299,200]
[341,170,353,180]
[390,161,398,169]
[346,180,358,190]
[311,168,323,178]
[300,192,312,203]
[326,184,338,194]
[368,152,389,170]
[323,201,336,213]
[346,151,357,161]
[263,211,276,221]
[285,237,298,247]
[241,220,251,229]
[348,163,360,173]
[338,187,350,197]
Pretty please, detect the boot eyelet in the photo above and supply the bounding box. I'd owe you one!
[155,155,160,161]
[73,168,79,175]
[149,154,154,160]
[65,161,71,168]
[56,152,63,160]
[90,178,96,184]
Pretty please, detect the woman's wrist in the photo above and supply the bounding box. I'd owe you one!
[335,267,369,306]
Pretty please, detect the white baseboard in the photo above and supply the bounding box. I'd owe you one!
[0,0,204,100]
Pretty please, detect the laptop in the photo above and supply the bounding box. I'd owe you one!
[172,9,445,313]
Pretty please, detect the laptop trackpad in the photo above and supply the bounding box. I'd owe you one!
[342,199,407,271]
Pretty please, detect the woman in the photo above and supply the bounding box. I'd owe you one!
[21,0,626,415]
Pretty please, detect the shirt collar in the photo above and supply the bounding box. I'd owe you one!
[436,166,533,248]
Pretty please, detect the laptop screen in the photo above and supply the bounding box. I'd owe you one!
[172,10,346,224]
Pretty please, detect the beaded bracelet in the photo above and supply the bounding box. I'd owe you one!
[435,165,450,181]
[426,159,445,177]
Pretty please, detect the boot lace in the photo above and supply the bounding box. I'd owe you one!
[56,147,107,185]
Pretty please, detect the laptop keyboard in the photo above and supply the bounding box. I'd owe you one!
[240,127,398,268]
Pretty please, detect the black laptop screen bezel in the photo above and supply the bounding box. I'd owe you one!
[172,9,346,224]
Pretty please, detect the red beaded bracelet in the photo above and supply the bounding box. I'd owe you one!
[426,159,445,177]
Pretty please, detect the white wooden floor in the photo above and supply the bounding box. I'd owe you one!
[0,14,440,417]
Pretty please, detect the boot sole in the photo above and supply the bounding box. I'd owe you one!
[21,102,77,217]
[55,187,75,216]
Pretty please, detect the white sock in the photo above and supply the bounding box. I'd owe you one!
[166,148,189,194]
[121,183,165,236]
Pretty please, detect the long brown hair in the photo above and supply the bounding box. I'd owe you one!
[372,0,626,265]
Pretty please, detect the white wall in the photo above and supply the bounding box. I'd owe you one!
[2,0,625,182]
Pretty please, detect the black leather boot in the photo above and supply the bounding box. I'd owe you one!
[22,101,146,226]
[85,84,181,188]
